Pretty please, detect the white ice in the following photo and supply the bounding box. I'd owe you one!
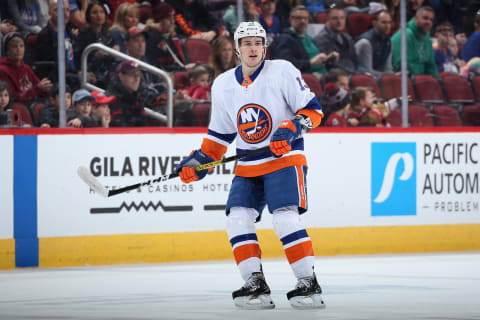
[1,252,480,320]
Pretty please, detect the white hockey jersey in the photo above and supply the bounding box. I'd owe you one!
[201,59,323,177]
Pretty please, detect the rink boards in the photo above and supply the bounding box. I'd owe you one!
[1,127,480,269]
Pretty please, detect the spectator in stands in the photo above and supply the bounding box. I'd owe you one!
[433,22,459,75]
[323,67,350,91]
[110,2,139,53]
[74,1,115,87]
[145,2,186,72]
[313,4,357,75]
[208,35,237,78]
[36,0,80,87]
[69,0,88,28]
[461,14,480,63]
[320,82,358,126]
[448,36,465,71]
[7,0,47,34]
[382,0,400,35]
[106,60,152,127]
[0,32,52,105]
[0,80,12,113]
[392,6,438,78]
[183,64,212,100]
[304,0,326,14]
[259,0,281,44]
[167,0,225,43]
[350,86,399,126]
[68,88,97,127]
[0,14,18,55]
[276,0,303,29]
[223,0,259,35]
[271,5,336,76]
[430,0,463,36]
[91,90,115,127]
[407,0,425,21]
[324,0,370,13]
[355,10,393,78]
[38,83,74,128]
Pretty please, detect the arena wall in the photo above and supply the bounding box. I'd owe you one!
[1,127,480,269]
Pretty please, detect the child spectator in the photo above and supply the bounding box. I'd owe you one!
[0,32,52,105]
[110,2,139,53]
[433,22,459,75]
[259,0,281,44]
[208,35,237,79]
[321,82,358,127]
[223,0,259,35]
[0,80,12,113]
[38,83,74,128]
[184,64,212,100]
[350,86,399,127]
[68,88,97,127]
[323,68,350,91]
[91,90,115,127]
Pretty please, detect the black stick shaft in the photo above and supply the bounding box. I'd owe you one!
[107,146,271,197]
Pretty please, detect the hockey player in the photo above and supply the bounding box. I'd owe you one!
[174,21,325,310]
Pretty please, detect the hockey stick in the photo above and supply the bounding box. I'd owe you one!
[77,146,271,198]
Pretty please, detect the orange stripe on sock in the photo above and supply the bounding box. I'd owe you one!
[285,241,314,264]
[296,165,306,209]
[233,243,261,265]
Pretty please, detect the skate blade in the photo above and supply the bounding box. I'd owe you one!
[289,293,326,310]
[234,294,275,310]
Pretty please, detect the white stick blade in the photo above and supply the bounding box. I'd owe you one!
[77,166,109,198]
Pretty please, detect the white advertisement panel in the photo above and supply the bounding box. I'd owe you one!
[37,132,480,237]
[0,135,14,239]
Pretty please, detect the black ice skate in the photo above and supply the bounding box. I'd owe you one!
[232,272,275,309]
[286,272,326,309]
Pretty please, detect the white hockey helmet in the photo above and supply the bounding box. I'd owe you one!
[234,21,268,51]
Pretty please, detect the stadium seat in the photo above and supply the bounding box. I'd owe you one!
[462,105,480,126]
[302,73,322,98]
[412,75,445,104]
[316,12,327,23]
[173,71,189,90]
[432,105,463,126]
[408,104,434,127]
[386,108,402,127]
[346,13,372,38]
[138,6,152,24]
[193,103,211,126]
[184,39,212,64]
[32,103,45,126]
[25,33,38,65]
[441,74,475,104]
[379,74,416,102]
[350,74,382,99]
[470,75,480,101]
[11,103,34,126]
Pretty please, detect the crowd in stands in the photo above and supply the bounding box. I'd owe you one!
[0,0,479,128]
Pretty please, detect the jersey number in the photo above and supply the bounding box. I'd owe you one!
[296,77,310,91]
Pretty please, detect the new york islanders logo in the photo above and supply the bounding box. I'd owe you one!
[237,104,272,144]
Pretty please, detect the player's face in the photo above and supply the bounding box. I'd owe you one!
[239,37,264,68]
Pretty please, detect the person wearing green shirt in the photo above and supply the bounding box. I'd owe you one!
[391,6,439,78]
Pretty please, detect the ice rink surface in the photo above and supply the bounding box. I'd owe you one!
[1,252,480,320]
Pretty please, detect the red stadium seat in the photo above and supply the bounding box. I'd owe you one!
[441,74,475,104]
[350,74,382,99]
[25,33,38,65]
[32,103,45,126]
[138,7,152,24]
[193,103,211,126]
[471,75,480,101]
[316,12,327,23]
[302,73,322,98]
[174,71,189,90]
[346,13,372,38]
[462,105,480,126]
[386,108,402,127]
[379,74,416,102]
[11,103,34,126]
[432,105,462,126]
[408,104,434,127]
[184,39,212,64]
[412,75,445,104]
